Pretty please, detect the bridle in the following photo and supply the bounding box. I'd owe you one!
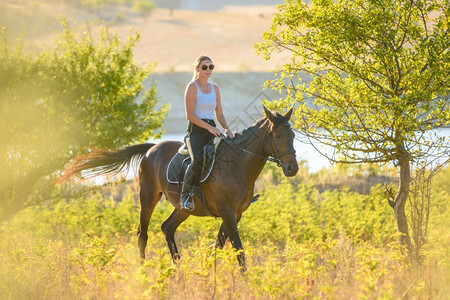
[268,131,296,167]
[220,123,296,167]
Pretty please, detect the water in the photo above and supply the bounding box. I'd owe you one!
[148,132,332,173]
[148,128,450,174]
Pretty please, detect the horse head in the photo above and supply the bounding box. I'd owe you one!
[263,106,299,177]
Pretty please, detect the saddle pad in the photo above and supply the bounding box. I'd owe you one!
[166,152,215,184]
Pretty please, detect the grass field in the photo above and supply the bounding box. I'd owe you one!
[1,165,449,299]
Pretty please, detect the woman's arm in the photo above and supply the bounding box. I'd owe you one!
[185,83,221,136]
[213,85,234,138]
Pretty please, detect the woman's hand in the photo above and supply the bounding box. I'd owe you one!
[225,128,234,139]
[208,125,222,137]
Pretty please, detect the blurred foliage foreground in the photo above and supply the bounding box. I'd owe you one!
[0,165,449,299]
[0,20,167,222]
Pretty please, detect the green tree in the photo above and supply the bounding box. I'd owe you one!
[256,0,450,250]
[0,20,168,221]
[133,1,156,19]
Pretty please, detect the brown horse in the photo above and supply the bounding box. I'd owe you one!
[59,107,298,270]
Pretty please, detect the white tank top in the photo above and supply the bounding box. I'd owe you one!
[192,81,216,120]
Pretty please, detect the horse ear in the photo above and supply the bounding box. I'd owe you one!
[284,106,294,121]
[263,105,275,123]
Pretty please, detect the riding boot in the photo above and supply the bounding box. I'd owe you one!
[180,163,198,211]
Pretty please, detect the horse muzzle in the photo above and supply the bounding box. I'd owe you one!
[282,161,299,177]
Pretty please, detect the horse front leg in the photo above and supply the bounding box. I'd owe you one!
[215,222,228,249]
[215,213,242,249]
[221,209,246,272]
[161,208,189,261]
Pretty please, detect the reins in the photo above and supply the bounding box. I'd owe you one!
[220,134,267,159]
[219,124,296,167]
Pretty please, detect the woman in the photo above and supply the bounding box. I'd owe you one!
[180,55,234,211]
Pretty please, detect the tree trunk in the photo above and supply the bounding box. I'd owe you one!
[393,158,412,251]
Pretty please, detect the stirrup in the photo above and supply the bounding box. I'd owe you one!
[180,191,195,211]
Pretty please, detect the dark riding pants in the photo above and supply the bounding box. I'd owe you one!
[185,119,216,184]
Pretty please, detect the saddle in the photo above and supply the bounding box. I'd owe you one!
[166,137,221,184]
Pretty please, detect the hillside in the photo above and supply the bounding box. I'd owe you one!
[1,0,288,72]
[2,1,291,127]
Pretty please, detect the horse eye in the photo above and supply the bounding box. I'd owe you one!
[275,134,281,139]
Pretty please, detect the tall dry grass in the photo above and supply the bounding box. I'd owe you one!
[0,166,449,299]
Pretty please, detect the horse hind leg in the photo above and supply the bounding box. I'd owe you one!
[137,181,162,261]
[161,209,189,261]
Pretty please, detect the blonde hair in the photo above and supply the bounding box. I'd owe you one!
[192,55,212,81]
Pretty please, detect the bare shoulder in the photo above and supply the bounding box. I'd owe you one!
[212,84,220,93]
[187,82,197,90]
[185,82,197,96]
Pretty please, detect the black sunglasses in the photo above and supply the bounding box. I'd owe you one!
[200,64,215,71]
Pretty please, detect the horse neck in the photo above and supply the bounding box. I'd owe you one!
[243,120,271,156]
[229,120,272,182]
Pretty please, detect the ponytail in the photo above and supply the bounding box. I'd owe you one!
[191,69,198,82]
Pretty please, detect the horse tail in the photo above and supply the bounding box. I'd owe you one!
[57,143,155,183]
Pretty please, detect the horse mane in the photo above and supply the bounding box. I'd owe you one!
[269,112,292,127]
[229,112,290,145]
[230,117,268,144]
